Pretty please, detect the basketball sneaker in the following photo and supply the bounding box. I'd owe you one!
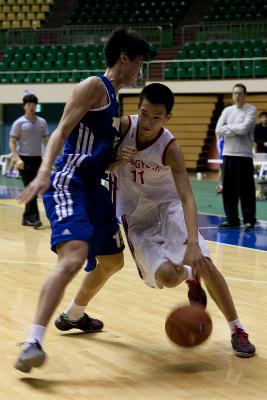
[14,340,46,373]
[231,327,256,357]
[186,279,207,309]
[55,312,104,332]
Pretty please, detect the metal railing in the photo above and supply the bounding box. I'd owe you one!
[0,69,103,80]
[3,25,164,47]
[182,20,267,44]
[1,57,266,83]
[0,69,145,87]
[144,57,267,80]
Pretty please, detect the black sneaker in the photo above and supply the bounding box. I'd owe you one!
[33,220,42,229]
[218,221,240,229]
[244,223,255,231]
[186,279,207,308]
[14,340,46,373]
[231,327,256,358]
[22,219,35,227]
[55,312,104,332]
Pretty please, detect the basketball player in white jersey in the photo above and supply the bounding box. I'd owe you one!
[56,83,255,358]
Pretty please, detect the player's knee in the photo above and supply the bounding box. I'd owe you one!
[156,263,180,288]
[59,255,85,278]
[98,252,124,277]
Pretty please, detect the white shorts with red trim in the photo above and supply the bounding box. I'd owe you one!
[122,201,210,288]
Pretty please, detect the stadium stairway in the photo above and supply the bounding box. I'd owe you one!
[149,0,214,80]
[44,0,76,28]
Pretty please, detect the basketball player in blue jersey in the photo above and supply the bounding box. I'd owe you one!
[60,83,255,358]
[14,28,150,373]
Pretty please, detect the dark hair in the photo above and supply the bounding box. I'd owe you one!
[23,93,38,105]
[259,111,267,118]
[138,83,174,115]
[233,83,247,95]
[104,28,150,67]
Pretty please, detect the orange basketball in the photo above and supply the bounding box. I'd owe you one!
[165,304,212,347]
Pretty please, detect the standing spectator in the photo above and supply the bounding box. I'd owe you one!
[254,111,267,153]
[215,83,256,231]
[215,135,224,194]
[9,90,49,228]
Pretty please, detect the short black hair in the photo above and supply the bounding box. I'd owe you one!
[23,93,38,105]
[233,83,247,95]
[104,27,150,67]
[259,111,267,118]
[138,83,174,115]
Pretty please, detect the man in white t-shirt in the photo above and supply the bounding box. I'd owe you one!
[215,83,256,231]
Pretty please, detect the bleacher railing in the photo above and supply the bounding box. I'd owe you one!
[182,20,267,44]
[144,57,267,81]
[0,57,266,83]
[3,25,164,47]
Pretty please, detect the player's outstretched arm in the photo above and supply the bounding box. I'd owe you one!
[19,77,104,203]
[165,141,209,278]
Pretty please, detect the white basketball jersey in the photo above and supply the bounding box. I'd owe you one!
[114,115,181,217]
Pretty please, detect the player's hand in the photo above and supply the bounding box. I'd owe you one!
[264,142,267,147]
[182,242,208,280]
[120,145,136,164]
[18,170,50,203]
[16,159,24,170]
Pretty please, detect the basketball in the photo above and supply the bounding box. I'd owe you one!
[165,304,212,347]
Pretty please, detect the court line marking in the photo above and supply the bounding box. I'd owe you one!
[0,259,267,284]
[206,240,267,253]
[199,211,267,223]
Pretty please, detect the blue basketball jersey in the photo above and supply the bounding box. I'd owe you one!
[55,75,120,184]
[43,75,125,269]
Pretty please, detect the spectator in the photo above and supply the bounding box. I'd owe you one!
[215,83,256,231]
[9,90,49,228]
[215,135,224,194]
[254,111,267,153]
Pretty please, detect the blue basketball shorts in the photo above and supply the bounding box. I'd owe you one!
[43,181,125,271]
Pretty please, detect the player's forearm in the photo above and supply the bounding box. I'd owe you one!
[106,159,122,172]
[38,129,64,174]
[9,139,20,161]
[181,197,199,244]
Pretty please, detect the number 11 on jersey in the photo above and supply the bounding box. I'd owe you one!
[131,170,144,184]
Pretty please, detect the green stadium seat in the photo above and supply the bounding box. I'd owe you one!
[242,48,253,57]
[196,64,208,79]
[45,73,57,83]
[164,66,177,79]
[240,60,253,77]
[210,65,221,78]
[57,72,71,83]
[20,60,30,70]
[0,74,12,83]
[12,73,26,83]
[254,60,266,77]
[199,48,209,58]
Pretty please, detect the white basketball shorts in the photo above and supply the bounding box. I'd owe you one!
[122,201,210,288]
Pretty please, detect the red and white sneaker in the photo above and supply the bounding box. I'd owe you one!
[186,279,207,309]
[231,327,256,358]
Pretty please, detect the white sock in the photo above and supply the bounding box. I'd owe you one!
[183,265,193,280]
[65,299,86,321]
[24,324,46,349]
[228,319,244,334]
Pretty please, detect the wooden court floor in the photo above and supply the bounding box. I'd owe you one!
[0,199,267,400]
